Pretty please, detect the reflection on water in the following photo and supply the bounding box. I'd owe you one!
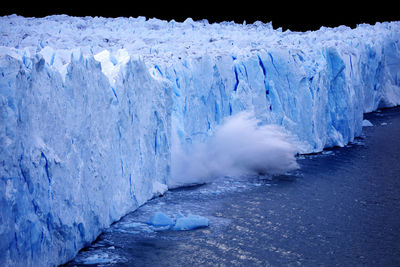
[66,108,400,266]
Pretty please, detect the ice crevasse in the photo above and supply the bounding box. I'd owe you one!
[0,15,399,266]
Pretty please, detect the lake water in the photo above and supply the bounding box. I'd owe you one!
[65,107,400,266]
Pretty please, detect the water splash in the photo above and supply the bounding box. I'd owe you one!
[169,112,300,188]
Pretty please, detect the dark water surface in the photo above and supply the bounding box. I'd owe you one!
[66,108,400,266]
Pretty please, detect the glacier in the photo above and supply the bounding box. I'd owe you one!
[0,14,399,266]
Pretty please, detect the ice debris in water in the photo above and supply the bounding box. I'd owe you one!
[79,252,123,265]
[147,211,175,227]
[362,119,374,127]
[147,212,209,231]
[172,214,210,231]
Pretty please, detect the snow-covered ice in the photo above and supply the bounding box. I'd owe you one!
[0,14,399,266]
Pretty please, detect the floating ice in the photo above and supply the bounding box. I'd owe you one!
[82,253,116,265]
[146,212,209,231]
[172,214,210,231]
[147,212,175,227]
[362,120,374,127]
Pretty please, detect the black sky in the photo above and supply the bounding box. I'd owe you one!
[1,3,399,32]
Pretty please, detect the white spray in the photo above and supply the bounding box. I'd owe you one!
[169,112,300,188]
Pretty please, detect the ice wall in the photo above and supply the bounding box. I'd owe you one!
[0,15,399,266]
[0,53,171,266]
[163,34,400,153]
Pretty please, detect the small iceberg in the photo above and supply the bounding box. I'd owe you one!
[147,212,175,227]
[173,214,210,231]
[146,212,209,231]
[362,119,373,127]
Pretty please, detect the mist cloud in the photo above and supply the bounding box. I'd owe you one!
[169,112,300,188]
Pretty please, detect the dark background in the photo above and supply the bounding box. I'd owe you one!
[1,2,399,32]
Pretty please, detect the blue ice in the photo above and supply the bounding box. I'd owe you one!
[172,214,210,231]
[146,212,209,231]
[147,212,175,227]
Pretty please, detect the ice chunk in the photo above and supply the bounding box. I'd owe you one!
[152,181,168,197]
[362,119,374,127]
[147,212,175,227]
[82,253,115,265]
[93,50,114,77]
[93,49,130,85]
[146,212,209,231]
[172,214,210,231]
[39,46,55,66]
[78,251,126,265]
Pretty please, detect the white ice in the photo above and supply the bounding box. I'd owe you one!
[362,119,374,127]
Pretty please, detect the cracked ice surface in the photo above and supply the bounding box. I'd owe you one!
[0,15,399,266]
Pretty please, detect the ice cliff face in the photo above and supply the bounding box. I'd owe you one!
[0,15,399,266]
[0,54,171,266]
